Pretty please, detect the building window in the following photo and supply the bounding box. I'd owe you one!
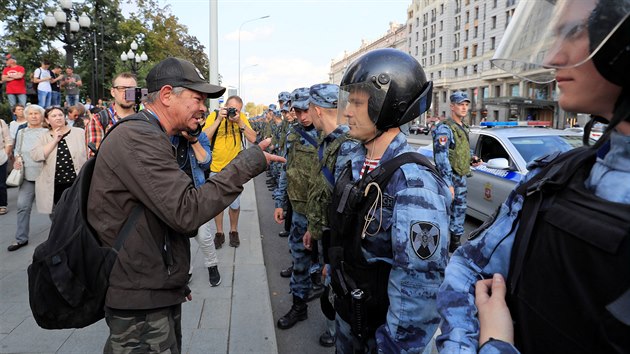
[472,44,478,57]
[482,86,488,98]
[463,66,468,75]
[493,0,497,8]
[439,37,443,47]
[466,11,470,23]
[442,91,447,102]
[494,85,501,97]
[465,29,469,41]
[440,20,443,31]
[511,84,519,96]
[440,4,444,14]
[474,26,478,38]
[491,16,497,29]
[439,53,442,63]
[455,68,459,77]
[474,6,479,20]
[416,32,419,41]
[415,46,419,56]
[438,70,442,78]
[490,36,496,50]
[463,46,468,59]
[416,17,419,27]
[473,64,478,74]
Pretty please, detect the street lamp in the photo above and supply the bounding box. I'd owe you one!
[238,15,270,95]
[239,64,258,99]
[120,40,149,76]
[43,0,91,68]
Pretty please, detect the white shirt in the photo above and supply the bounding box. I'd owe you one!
[34,68,52,92]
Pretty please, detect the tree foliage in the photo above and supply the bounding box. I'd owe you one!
[1,0,212,103]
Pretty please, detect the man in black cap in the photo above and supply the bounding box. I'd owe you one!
[87,57,284,353]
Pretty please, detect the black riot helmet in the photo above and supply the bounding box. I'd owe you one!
[338,48,432,131]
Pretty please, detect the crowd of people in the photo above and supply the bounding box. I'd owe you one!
[0,0,628,352]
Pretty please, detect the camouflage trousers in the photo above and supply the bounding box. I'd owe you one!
[103,304,182,354]
[288,211,312,300]
[450,174,468,236]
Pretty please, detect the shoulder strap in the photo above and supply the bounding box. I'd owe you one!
[293,125,319,148]
[97,110,110,130]
[209,110,220,151]
[319,135,350,188]
[362,152,438,188]
[509,146,597,294]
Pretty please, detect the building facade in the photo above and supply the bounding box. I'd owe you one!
[406,0,567,127]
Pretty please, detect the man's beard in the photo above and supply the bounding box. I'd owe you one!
[118,102,134,110]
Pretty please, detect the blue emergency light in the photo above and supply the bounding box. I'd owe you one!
[481,121,551,127]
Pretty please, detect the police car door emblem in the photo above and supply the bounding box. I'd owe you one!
[410,222,440,260]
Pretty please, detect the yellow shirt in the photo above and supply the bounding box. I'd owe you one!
[203,111,252,172]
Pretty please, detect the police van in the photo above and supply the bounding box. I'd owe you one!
[419,121,587,221]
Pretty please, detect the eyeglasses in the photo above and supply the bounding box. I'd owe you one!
[112,86,135,92]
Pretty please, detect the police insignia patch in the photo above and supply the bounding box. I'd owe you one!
[438,136,448,146]
[410,221,440,260]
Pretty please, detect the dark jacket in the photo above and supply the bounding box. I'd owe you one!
[87,111,266,310]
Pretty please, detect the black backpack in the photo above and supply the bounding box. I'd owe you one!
[27,117,144,329]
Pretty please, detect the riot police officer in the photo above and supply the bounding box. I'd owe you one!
[328,48,451,353]
[432,91,482,253]
[438,0,630,352]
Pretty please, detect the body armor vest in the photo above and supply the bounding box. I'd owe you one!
[508,148,630,353]
[442,118,470,176]
[285,129,318,214]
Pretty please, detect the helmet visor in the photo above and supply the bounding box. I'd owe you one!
[337,81,387,128]
[491,0,630,84]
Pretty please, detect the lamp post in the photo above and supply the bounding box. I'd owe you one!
[238,15,270,95]
[120,41,149,76]
[239,64,258,99]
[43,0,91,68]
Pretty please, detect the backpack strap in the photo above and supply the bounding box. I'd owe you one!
[112,204,143,251]
[97,109,110,130]
[293,125,319,148]
[509,146,597,294]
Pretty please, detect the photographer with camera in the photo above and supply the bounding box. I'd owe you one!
[202,96,256,249]
[85,72,137,157]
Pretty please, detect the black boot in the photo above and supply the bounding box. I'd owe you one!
[449,233,462,253]
[277,296,308,329]
[280,265,293,278]
[278,230,289,237]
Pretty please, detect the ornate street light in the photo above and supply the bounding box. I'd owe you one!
[43,0,91,67]
[120,41,149,76]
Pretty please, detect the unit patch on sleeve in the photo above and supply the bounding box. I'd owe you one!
[410,221,440,260]
[438,135,448,146]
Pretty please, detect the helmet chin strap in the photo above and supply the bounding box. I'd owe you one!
[586,89,630,148]
[362,128,384,146]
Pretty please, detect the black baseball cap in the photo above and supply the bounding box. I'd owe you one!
[146,57,226,98]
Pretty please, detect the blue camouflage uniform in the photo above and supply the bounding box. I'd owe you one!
[334,132,452,354]
[432,118,473,237]
[436,131,630,353]
[273,88,320,300]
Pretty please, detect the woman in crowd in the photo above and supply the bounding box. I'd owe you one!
[8,104,47,252]
[31,106,86,216]
[9,104,26,142]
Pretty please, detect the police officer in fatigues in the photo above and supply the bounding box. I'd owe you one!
[273,87,322,329]
[328,48,451,353]
[432,91,481,252]
[302,83,359,347]
[437,1,630,353]
[277,102,296,238]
